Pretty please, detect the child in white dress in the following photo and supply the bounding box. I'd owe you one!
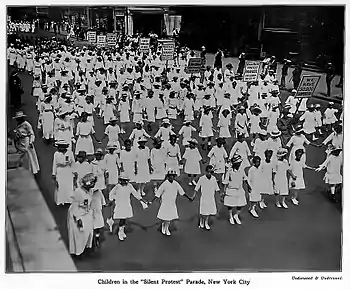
[104,145,120,191]
[183,139,203,186]
[129,121,151,148]
[316,147,342,200]
[194,165,220,230]
[229,133,252,169]
[222,155,250,225]
[109,174,148,241]
[149,168,193,236]
[289,149,315,205]
[234,105,249,137]
[178,120,196,147]
[134,138,152,196]
[91,188,106,248]
[247,156,263,218]
[119,139,137,182]
[217,109,231,140]
[259,149,275,208]
[199,107,214,150]
[145,91,157,131]
[118,93,130,134]
[73,151,93,189]
[154,118,175,145]
[150,138,167,193]
[102,117,121,151]
[164,135,182,176]
[273,148,297,209]
[91,149,107,191]
[323,102,338,132]
[208,138,228,183]
[300,104,318,141]
[252,130,269,159]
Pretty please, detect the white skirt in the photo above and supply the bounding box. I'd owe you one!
[75,135,94,155]
[224,189,247,207]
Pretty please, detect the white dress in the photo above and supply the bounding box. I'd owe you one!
[199,114,214,138]
[273,160,290,195]
[300,111,317,134]
[323,108,338,125]
[286,134,309,163]
[229,141,251,169]
[320,155,342,185]
[195,175,219,215]
[183,147,202,175]
[260,160,275,195]
[135,147,151,183]
[208,146,228,174]
[67,188,94,255]
[222,168,247,207]
[289,159,306,189]
[41,103,54,139]
[165,143,181,175]
[75,121,95,155]
[247,166,262,202]
[105,124,121,150]
[105,152,119,185]
[119,100,130,123]
[52,151,74,205]
[151,147,167,180]
[178,125,196,146]
[155,180,185,221]
[119,149,136,182]
[92,159,107,190]
[91,190,106,229]
[218,115,231,138]
[109,184,141,219]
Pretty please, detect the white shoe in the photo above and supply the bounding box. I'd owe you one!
[161,224,166,235]
[291,198,299,206]
[189,182,193,186]
[229,217,235,225]
[276,202,282,208]
[165,228,171,236]
[192,180,197,186]
[262,202,267,208]
[259,201,264,209]
[282,202,288,209]
[141,191,145,197]
[250,209,259,218]
[204,223,211,230]
[233,214,242,225]
[118,230,125,241]
[199,222,204,229]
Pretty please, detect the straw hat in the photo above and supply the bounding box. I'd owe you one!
[231,154,243,164]
[55,140,69,147]
[270,131,281,137]
[81,173,97,186]
[119,173,130,180]
[162,118,170,125]
[276,148,288,157]
[94,148,104,155]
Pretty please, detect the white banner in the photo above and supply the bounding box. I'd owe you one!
[243,61,261,82]
[295,75,321,98]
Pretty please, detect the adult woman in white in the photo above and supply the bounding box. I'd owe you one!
[149,168,193,236]
[52,140,74,206]
[13,111,40,175]
[67,173,96,257]
[75,112,101,156]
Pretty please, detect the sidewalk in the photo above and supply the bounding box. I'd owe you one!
[6,167,76,272]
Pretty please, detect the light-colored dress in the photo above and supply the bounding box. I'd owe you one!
[247,166,263,202]
[52,150,74,205]
[67,187,94,255]
[208,146,228,174]
[91,190,106,229]
[75,121,95,155]
[229,141,251,169]
[222,168,247,207]
[164,143,181,175]
[151,147,167,180]
[183,147,202,175]
[286,134,309,163]
[178,125,196,146]
[135,147,151,183]
[260,160,275,195]
[104,124,121,150]
[129,128,150,147]
[40,103,54,139]
[300,111,317,134]
[199,114,214,138]
[320,155,342,185]
[155,180,185,221]
[104,152,119,185]
[119,100,130,123]
[92,159,107,190]
[273,159,290,195]
[195,175,219,215]
[119,149,136,182]
[109,183,141,219]
[218,115,231,138]
[289,159,306,189]
[73,161,93,185]
[323,108,338,125]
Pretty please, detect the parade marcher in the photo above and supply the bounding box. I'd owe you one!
[194,165,220,230]
[259,149,275,208]
[300,104,318,141]
[222,155,250,225]
[323,102,338,132]
[277,107,296,146]
[109,173,148,241]
[67,173,95,256]
[316,146,342,201]
[40,95,55,142]
[150,138,167,193]
[102,117,121,151]
[104,145,120,191]
[91,149,107,192]
[73,151,93,188]
[280,59,292,89]
[13,111,40,175]
[134,138,152,196]
[273,148,296,209]
[164,134,182,176]
[289,149,315,205]
[119,139,136,182]
[247,156,264,218]
[178,120,196,147]
[207,138,228,182]
[183,139,203,186]
[129,120,151,148]
[199,106,214,150]
[149,168,193,236]
[52,140,74,206]
[322,123,343,153]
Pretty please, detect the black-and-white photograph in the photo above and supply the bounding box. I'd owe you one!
[5,4,344,274]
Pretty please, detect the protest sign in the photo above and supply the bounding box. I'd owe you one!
[161,41,175,61]
[243,61,261,82]
[139,38,150,53]
[295,75,321,98]
[96,35,106,48]
[87,31,96,44]
[106,33,117,46]
[186,57,204,74]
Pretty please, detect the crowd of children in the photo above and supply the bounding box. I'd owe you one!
[7,34,343,256]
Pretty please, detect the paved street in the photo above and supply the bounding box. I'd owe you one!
[7,60,342,271]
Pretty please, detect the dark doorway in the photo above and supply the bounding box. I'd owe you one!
[133,13,163,36]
